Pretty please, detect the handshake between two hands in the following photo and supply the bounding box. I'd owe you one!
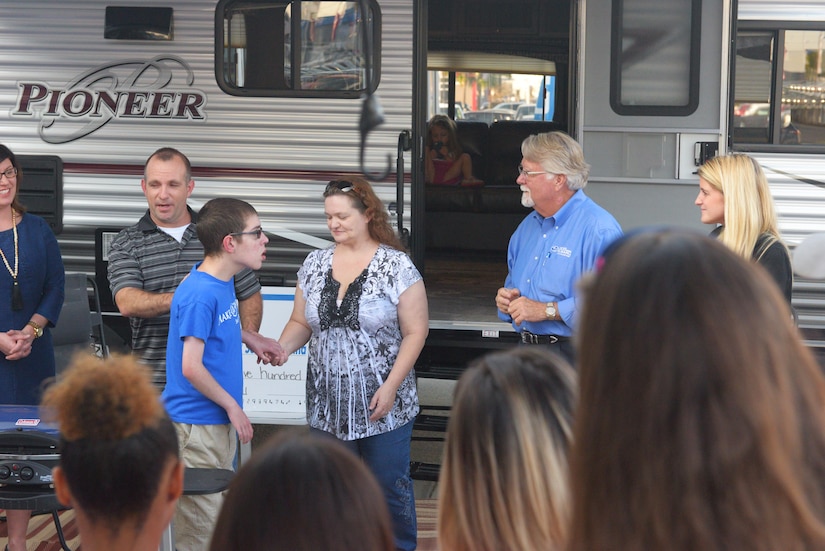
[244,330,290,366]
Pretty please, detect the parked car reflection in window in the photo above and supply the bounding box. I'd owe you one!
[463,109,516,125]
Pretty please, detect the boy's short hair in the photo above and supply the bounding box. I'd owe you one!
[197,197,257,256]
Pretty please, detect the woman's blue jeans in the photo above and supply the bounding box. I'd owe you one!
[311,420,417,551]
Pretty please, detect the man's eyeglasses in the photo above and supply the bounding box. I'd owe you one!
[0,167,18,181]
[325,180,355,194]
[229,228,265,239]
[517,165,551,177]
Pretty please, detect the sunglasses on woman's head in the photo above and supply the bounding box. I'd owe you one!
[325,180,355,194]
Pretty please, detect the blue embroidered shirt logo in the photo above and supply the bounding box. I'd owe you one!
[550,245,573,258]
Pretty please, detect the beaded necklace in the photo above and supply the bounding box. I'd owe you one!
[0,209,21,310]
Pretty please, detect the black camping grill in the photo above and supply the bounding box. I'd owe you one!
[0,429,60,486]
[0,428,73,551]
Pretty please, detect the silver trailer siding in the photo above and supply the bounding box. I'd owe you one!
[738,0,825,342]
[739,0,825,22]
[4,0,825,347]
[0,0,414,284]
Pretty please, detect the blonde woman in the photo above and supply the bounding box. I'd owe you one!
[695,153,792,302]
[438,347,575,551]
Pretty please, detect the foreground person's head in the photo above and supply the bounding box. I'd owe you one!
[210,430,394,551]
[571,229,825,551]
[43,354,182,546]
[439,347,576,551]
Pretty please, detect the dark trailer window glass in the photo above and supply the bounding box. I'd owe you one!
[732,32,776,145]
[610,0,701,116]
[217,0,381,98]
[105,6,174,41]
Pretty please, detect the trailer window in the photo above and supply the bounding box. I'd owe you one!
[216,0,380,98]
[733,28,825,148]
[428,71,557,124]
[610,0,701,116]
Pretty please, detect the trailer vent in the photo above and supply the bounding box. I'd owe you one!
[17,155,63,235]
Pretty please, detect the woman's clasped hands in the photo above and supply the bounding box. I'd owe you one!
[1,329,33,361]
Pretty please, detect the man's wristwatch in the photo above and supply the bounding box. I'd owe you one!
[545,302,557,320]
[27,320,43,338]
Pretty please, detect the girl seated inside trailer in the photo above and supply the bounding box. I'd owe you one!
[425,115,482,186]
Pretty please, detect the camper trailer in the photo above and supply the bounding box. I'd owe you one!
[2,0,825,365]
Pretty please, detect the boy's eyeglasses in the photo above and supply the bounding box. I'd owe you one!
[229,228,265,239]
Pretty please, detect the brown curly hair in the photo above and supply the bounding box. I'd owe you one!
[41,353,179,527]
[42,353,165,441]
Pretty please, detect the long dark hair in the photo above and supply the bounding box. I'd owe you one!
[209,430,395,551]
[570,229,825,551]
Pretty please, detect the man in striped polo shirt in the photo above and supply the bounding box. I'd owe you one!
[107,147,279,387]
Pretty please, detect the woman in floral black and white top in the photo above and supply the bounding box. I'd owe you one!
[275,177,429,551]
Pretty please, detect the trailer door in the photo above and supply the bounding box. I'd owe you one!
[577,0,733,231]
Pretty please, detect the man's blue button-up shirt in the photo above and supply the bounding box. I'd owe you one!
[499,189,623,336]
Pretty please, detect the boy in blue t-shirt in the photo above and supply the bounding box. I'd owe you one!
[162,197,269,551]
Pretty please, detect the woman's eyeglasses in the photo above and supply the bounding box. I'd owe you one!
[0,167,18,181]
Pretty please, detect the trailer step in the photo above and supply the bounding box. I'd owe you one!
[410,461,441,482]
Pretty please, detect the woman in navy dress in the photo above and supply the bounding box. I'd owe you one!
[0,143,64,551]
